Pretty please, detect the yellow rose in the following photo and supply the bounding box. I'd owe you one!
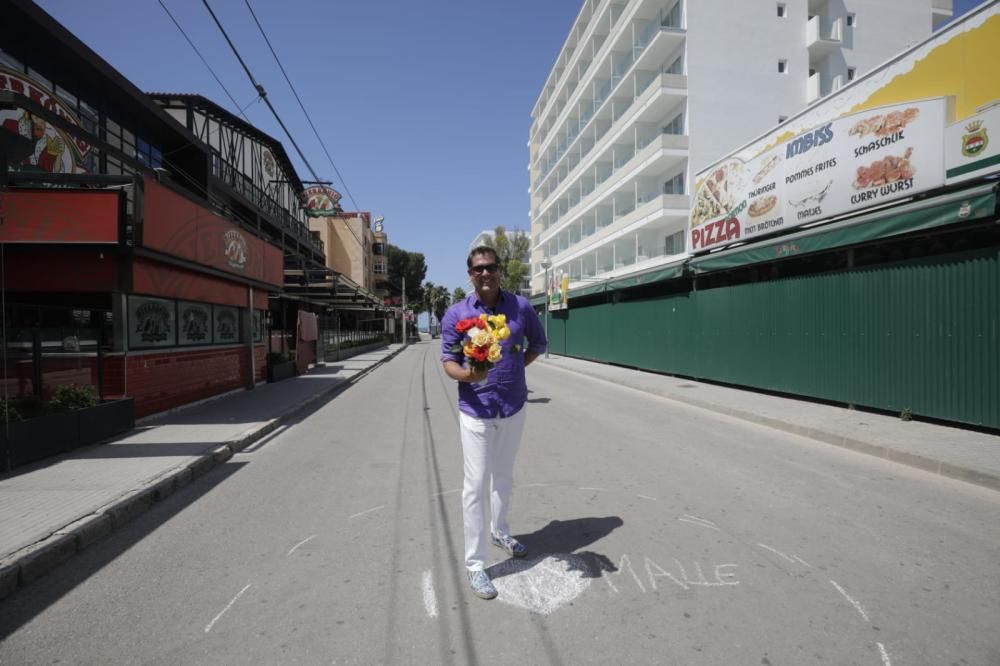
[471,329,493,348]
[463,342,478,358]
[488,314,507,328]
[488,344,502,363]
[495,325,510,340]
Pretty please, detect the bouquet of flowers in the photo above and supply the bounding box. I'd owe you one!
[451,313,510,371]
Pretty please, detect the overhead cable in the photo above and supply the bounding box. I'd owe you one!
[243,0,362,214]
[156,0,248,122]
[200,0,322,185]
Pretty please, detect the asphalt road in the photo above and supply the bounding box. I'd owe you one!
[1,342,998,665]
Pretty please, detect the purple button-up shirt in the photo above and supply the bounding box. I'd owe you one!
[440,290,547,419]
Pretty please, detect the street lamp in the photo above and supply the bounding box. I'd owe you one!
[540,258,552,359]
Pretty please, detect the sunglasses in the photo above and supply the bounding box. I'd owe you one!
[468,263,499,275]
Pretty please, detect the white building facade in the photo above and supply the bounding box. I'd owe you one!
[528,0,952,294]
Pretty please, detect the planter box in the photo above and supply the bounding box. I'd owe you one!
[266,361,297,383]
[1,398,135,472]
[79,398,135,444]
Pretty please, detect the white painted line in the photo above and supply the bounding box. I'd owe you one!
[205,583,251,633]
[578,487,605,492]
[876,641,892,666]
[830,579,871,622]
[793,555,813,568]
[432,489,460,497]
[637,495,657,501]
[520,483,552,488]
[287,534,318,556]
[349,505,385,520]
[422,570,438,618]
[757,543,796,564]
[677,515,719,531]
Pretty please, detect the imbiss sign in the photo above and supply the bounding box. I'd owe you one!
[689,97,947,252]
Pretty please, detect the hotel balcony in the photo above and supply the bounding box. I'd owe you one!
[806,15,843,55]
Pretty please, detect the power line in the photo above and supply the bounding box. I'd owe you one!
[200,0,323,186]
[156,0,248,122]
[242,0,361,214]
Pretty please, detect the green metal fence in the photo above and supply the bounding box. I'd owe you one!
[547,245,1000,428]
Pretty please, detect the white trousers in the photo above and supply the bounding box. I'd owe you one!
[459,408,526,572]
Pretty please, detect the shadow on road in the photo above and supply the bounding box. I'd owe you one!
[488,516,624,579]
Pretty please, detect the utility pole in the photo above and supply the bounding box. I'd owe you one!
[401,275,407,347]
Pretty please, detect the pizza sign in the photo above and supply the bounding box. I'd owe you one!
[0,66,92,174]
[690,98,947,253]
[300,185,343,216]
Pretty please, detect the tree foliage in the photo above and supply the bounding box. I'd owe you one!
[480,226,531,294]
[386,244,427,305]
[451,287,467,303]
[423,282,451,325]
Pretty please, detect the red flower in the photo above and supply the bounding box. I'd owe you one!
[469,345,490,362]
[455,317,480,333]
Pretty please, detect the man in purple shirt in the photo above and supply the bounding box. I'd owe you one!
[441,245,547,600]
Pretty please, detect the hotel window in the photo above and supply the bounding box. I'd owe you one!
[847,67,856,81]
[663,172,685,194]
[777,3,786,17]
[846,13,856,27]
[663,113,684,135]
[778,59,788,74]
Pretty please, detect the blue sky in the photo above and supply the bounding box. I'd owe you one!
[35,0,989,298]
[36,0,581,296]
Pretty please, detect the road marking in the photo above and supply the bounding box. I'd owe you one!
[432,489,460,497]
[521,483,552,488]
[205,583,251,633]
[490,553,592,615]
[793,555,813,568]
[637,495,657,501]
[422,570,438,618]
[578,487,605,492]
[757,543,796,564]
[830,579,870,622]
[287,534,318,556]
[677,515,719,530]
[876,641,892,666]
[349,505,385,520]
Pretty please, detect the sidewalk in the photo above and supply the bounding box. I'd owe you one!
[539,354,1000,492]
[0,345,405,601]
[1,346,997,602]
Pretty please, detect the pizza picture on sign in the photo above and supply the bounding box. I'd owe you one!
[691,160,745,227]
[752,154,780,184]
[748,195,778,218]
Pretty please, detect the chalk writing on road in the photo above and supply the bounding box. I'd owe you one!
[601,554,739,594]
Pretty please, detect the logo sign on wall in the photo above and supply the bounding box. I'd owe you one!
[128,296,175,349]
[300,185,343,217]
[223,229,248,270]
[0,66,92,174]
[690,98,948,253]
[946,101,1000,184]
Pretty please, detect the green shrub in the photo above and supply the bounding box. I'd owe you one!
[0,398,22,425]
[48,384,98,411]
[899,408,913,422]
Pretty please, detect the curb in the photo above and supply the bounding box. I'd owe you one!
[0,346,405,602]
[544,360,1000,494]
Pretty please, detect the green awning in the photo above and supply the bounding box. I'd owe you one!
[605,264,685,290]
[690,184,998,274]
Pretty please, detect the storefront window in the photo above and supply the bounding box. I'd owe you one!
[213,306,240,345]
[127,296,176,349]
[178,301,212,346]
[253,310,264,343]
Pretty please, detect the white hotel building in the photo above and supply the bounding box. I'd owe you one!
[528,0,952,294]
